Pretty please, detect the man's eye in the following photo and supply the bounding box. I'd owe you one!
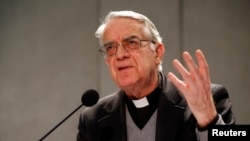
[105,45,114,51]
[128,40,139,45]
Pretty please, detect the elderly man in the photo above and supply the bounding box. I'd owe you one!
[77,10,235,141]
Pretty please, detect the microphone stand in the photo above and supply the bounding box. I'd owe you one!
[38,104,83,141]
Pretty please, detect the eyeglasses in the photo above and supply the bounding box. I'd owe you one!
[99,37,155,57]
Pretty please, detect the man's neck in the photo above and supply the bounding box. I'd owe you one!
[123,73,159,100]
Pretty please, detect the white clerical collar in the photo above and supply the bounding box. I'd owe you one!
[132,97,149,108]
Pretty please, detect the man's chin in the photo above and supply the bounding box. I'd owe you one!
[117,79,136,89]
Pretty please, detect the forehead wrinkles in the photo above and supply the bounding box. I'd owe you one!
[102,18,145,42]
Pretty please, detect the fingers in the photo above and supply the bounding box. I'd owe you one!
[183,51,198,74]
[182,51,200,82]
[172,59,189,80]
[167,72,186,91]
[168,49,210,89]
[167,59,188,92]
[195,49,211,83]
[171,51,199,85]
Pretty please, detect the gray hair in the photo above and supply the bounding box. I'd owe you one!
[95,10,163,71]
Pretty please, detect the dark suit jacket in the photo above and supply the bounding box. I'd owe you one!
[77,76,235,141]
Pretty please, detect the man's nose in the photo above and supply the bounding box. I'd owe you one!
[115,44,130,59]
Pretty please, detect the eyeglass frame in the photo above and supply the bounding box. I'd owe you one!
[98,36,156,57]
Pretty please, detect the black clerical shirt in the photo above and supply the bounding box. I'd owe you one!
[125,86,161,129]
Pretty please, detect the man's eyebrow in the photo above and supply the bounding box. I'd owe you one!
[103,41,115,45]
[123,35,139,40]
[103,35,139,45]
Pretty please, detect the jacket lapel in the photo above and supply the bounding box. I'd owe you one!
[97,92,127,141]
[156,96,185,141]
[156,77,186,141]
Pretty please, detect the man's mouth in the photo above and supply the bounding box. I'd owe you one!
[117,66,133,71]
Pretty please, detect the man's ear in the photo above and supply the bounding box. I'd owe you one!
[155,43,165,64]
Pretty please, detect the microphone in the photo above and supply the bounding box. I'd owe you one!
[38,89,99,141]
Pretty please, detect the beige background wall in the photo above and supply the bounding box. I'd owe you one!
[0,0,249,141]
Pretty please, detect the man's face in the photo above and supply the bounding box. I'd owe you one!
[102,18,164,91]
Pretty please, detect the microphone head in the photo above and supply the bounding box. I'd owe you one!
[81,89,99,107]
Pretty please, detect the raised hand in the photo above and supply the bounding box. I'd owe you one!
[167,49,217,128]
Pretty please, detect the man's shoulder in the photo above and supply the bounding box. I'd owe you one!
[81,90,124,117]
[97,91,124,108]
